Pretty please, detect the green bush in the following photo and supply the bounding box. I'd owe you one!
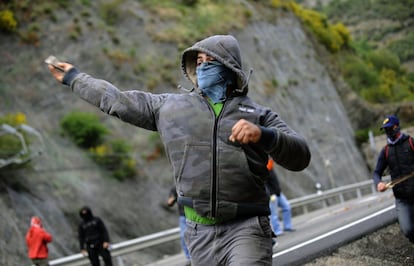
[350,39,376,57]
[181,0,198,6]
[99,0,123,26]
[90,139,136,180]
[0,9,17,33]
[141,0,250,46]
[60,111,136,180]
[60,111,108,148]
[354,128,370,147]
[276,1,351,53]
[372,0,414,22]
[275,0,413,105]
[0,112,26,126]
[341,54,379,92]
[407,72,414,83]
[342,52,414,103]
[332,22,352,48]
[322,0,413,22]
[0,134,22,159]
[0,113,29,160]
[365,49,401,73]
[387,32,414,62]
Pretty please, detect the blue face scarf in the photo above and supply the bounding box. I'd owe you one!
[196,61,234,103]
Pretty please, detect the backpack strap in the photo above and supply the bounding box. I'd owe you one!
[385,136,414,160]
[385,145,389,160]
[409,136,414,151]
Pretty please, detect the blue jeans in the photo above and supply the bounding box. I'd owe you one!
[179,215,191,260]
[395,198,414,244]
[269,193,293,235]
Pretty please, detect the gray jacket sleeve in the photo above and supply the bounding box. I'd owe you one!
[261,110,311,171]
[69,72,167,131]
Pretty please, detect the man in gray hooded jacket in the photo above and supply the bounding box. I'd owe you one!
[48,35,311,265]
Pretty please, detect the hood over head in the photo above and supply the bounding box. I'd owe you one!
[181,35,251,95]
[30,216,42,227]
[79,206,94,221]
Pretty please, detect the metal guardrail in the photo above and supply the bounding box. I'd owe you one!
[49,179,381,266]
[50,228,181,266]
[289,179,378,215]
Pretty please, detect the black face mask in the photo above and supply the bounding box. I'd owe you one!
[384,126,400,140]
[80,207,93,221]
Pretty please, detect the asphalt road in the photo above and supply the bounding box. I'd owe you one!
[272,191,395,265]
[148,190,396,266]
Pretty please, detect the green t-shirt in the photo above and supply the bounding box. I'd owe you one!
[184,99,223,225]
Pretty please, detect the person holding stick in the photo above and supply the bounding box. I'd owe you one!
[373,115,414,244]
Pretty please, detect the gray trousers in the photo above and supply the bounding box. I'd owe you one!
[185,216,273,266]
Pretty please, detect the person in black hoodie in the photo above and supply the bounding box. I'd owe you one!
[78,206,113,266]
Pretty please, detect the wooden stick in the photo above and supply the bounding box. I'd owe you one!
[385,172,414,189]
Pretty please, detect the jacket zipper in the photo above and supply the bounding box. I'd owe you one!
[212,116,217,218]
[211,100,227,218]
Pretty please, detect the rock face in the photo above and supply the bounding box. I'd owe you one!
[0,1,389,265]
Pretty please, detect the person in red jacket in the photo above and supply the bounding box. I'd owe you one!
[25,216,53,266]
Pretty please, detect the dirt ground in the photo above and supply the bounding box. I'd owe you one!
[304,222,414,266]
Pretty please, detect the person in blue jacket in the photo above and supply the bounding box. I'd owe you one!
[266,159,295,237]
[167,186,191,265]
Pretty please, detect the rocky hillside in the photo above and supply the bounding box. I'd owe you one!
[0,1,403,265]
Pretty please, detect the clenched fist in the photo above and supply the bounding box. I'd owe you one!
[229,119,261,144]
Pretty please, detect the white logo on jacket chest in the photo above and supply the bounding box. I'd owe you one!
[238,106,255,113]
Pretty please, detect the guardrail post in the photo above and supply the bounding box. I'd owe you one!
[303,205,308,214]
[339,193,344,203]
[117,256,124,266]
[371,185,376,194]
[356,188,362,198]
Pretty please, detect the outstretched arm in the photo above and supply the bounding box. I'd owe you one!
[46,61,166,131]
